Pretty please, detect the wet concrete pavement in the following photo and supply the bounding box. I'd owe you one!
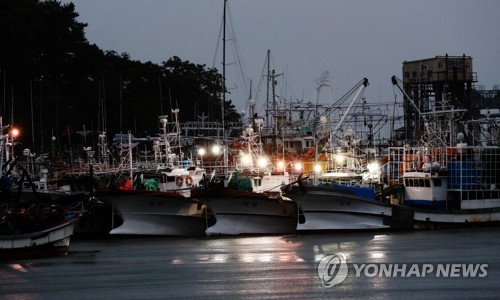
[1,227,500,299]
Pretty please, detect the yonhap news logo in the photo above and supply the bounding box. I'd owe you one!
[317,253,488,288]
[317,254,348,287]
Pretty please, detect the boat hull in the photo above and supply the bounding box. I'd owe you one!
[0,219,77,261]
[193,189,298,236]
[286,186,393,231]
[96,189,211,236]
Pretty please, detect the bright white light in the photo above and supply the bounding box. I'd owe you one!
[197,148,206,156]
[314,164,322,173]
[211,145,221,155]
[335,154,346,164]
[277,160,285,169]
[257,157,268,168]
[294,162,303,171]
[367,161,379,173]
[241,154,252,165]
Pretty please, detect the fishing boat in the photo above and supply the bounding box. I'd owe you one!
[387,142,500,227]
[279,77,410,231]
[0,117,79,259]
[94,109,213,236]
[189,124,299,236]
[0,216,78,261]
[96,188,213,236]
[381,70,500,227]
[192,185,298,236]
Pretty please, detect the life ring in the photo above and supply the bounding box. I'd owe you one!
[185,176,193,186]
[175,176,184,187]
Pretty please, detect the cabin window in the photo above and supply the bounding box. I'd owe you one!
[419,179,425,187]
[405,179,409,186]
[160,175,167,183]
[414,179,419,187]
[412,71,417,78]
[434,179,442,187]
[425,179,431,187]
[404,71,410,78]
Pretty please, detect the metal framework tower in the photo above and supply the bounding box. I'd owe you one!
[402,54,477,143]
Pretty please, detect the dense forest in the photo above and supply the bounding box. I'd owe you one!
[0,0,240,155]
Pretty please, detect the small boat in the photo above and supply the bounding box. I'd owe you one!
[0,207,79,261]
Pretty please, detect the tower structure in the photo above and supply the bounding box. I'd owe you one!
[402,54,477,142]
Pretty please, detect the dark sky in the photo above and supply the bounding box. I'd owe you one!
[63,0,500,115]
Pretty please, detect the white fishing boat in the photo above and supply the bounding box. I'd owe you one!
[387,143,500,226]
[183,0,300,236]
[381,68,500,226]
[192,124,300,236]
[192,187,298,236]
[96,189,214,236]
[284,179,395,231]
[0,217,78,261]
[279,77,408,231]
[0,117,79,259]
[97,109,212,236]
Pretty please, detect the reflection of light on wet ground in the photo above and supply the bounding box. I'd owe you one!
[373,234,390,241]
[167,236,305,264]
[313,244,353,262]
[180,252,305,264]
[234,236,280,245]
[370,252,385,259]
[7,264,28,273]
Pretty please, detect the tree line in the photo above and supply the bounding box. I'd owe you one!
[0,0,240,154]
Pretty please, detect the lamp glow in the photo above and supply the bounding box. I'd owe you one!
[257,157,268,168]
[10,128,20,138]
[367,161,379,173]
[241,154,252,165]
[212,145,221,155]
[335,154,346,164]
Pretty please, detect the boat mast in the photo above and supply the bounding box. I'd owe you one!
[222,0,229,179]
[222,0,226,133]
[266,49,270,129]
